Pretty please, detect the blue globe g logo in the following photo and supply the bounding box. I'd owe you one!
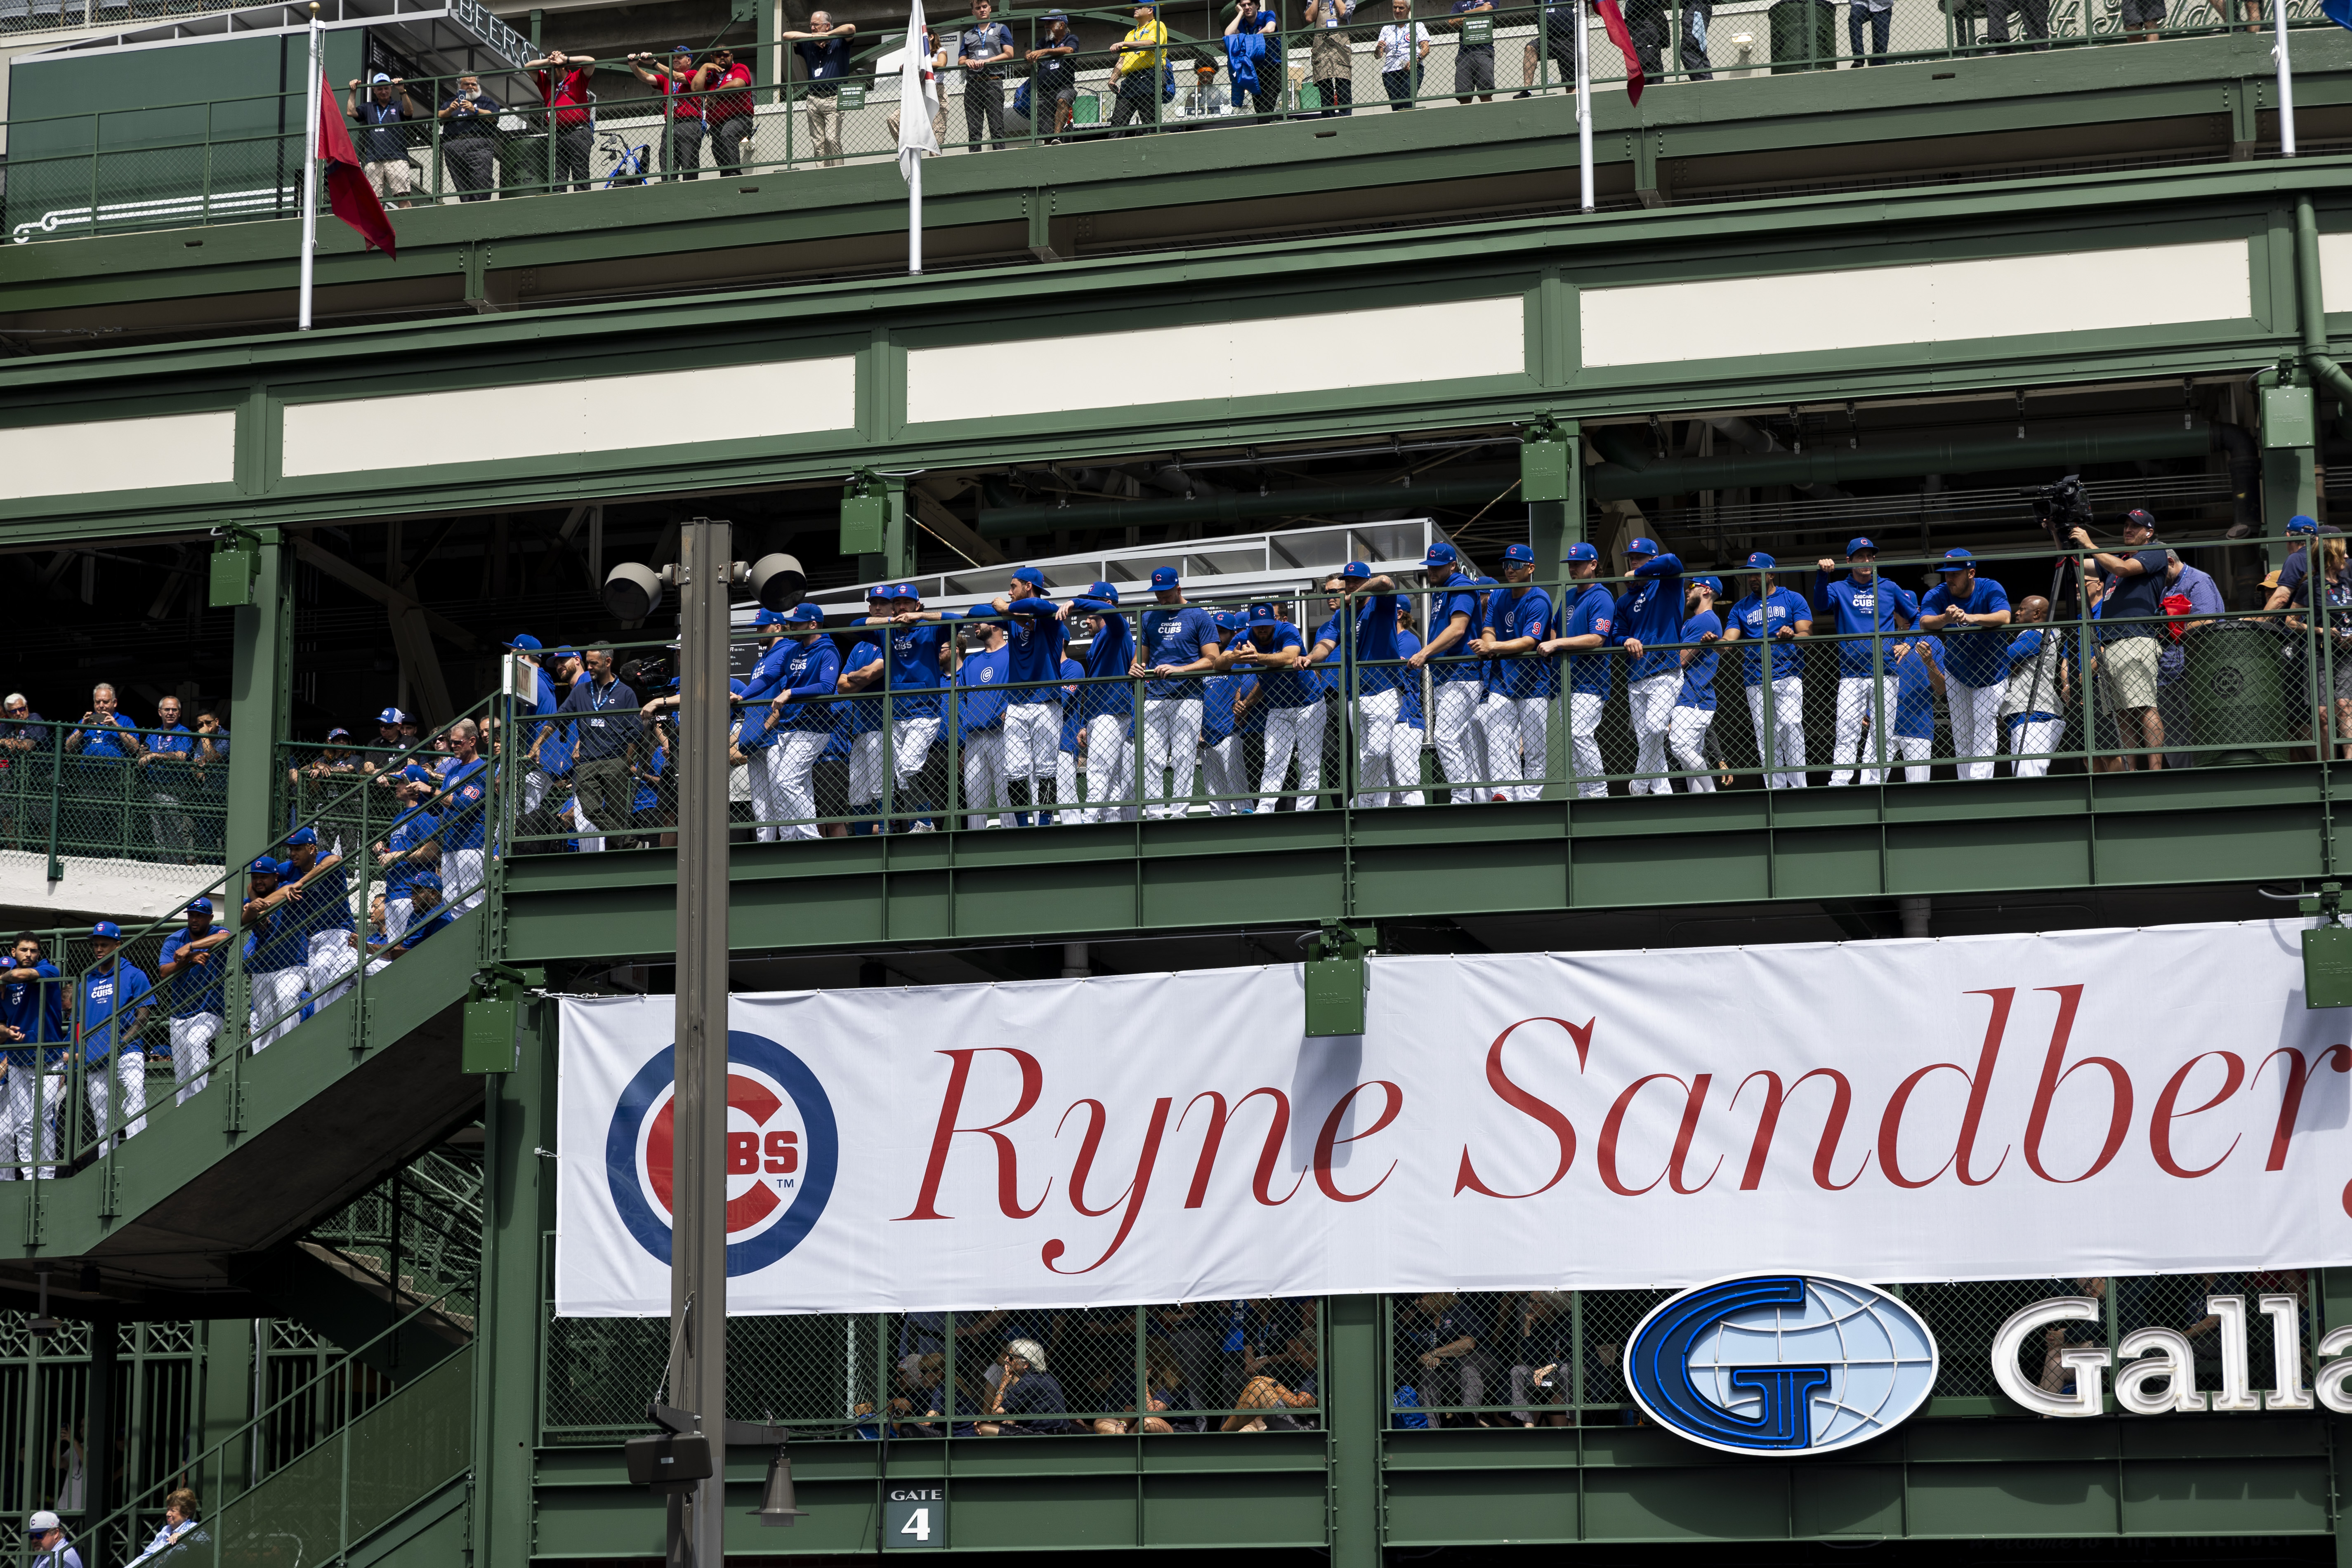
[1624,1275,1938,1455]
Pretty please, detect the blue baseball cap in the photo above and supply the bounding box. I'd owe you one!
[1743,552,1775,571]
[1012,566,1047,589]
[1691,575,1724,596]
[783,603,824,625]
[1561,542,1599,563]
[377,707,408,725]
[1149,567,1181,590]
[550,646,579,660]
[1938,547,1975,571]
[286,827,318,846]
[1500,543,1535,565]
[671,42,696,53]
[411,870,444,891]
[866,585,895,602]
[399,763,436,785]
[1248,601,1278,625]
[1423,541,1459,567]
[1625,538,1660,557]
[326,727,350,740]
[1083,580,1120,604]
[506,633,543,651]
[91,921,120,940]
[2124,508,2157,530]
[753,608,787,629]
[186,898,213,915]
[890,583,921,601]
[2290,515,2320,535]
[1845,537,1877,556]
[1339,561,1372,581]
[1472,574,1498,588]
[1215,611,1244,634]
[248,857,278,878]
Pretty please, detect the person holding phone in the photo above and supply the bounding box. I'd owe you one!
[437,74,503,200]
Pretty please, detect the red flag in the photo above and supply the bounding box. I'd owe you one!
[317,73,398,259]
[1593,0,1645,105]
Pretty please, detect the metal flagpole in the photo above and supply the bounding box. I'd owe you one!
[670,519,733,1568]
[2274,0,2297,156]
[299,2,322,328]
[1576,0,1593,211]
[911,156,923,274]
[898,0,936,273]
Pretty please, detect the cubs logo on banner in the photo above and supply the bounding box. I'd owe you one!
[554,922,2352,1319]
[601,1031,839,1273]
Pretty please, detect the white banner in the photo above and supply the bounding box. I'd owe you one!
[554,920,2352,1317]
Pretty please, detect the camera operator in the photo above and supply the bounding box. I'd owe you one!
[2068,507,2168,771]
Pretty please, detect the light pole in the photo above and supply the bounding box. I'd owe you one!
[605,526,804,1567]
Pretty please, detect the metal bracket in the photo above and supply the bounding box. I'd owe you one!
[1301,920,1376,1037]
[97,1158,119,1221]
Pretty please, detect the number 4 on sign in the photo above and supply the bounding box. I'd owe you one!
[901,1508,931,1542]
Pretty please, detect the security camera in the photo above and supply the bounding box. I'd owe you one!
[748,553,807,612]
[604,561,665,621]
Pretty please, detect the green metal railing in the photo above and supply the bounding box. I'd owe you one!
[72,1298,473,1568]
[6,689,507,1191]
[4,0,2327,243]
[488,535,2312,851]
[0,718,229,878]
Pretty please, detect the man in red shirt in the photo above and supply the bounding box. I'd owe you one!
[628,46,706,179]
[700,46,757,174]
[523,49,599,191]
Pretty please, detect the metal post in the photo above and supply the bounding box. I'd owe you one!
[670,520,734,1568]
[1326,1294,1381,1568]
[87,1308,116,1568]
[2275,0,2296,157]
[298,7,321,330]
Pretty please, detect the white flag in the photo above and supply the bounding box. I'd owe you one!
[897,0,939,182]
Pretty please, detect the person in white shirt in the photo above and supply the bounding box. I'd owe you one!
[1378,0,1432,108]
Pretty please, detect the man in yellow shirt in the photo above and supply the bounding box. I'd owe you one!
[1111,2,1169,133]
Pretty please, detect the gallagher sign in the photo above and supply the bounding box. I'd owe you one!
[554,920,2352,1317]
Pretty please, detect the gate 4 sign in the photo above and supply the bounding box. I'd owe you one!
[885,1487,945,1549]
[597,1030,839,1273]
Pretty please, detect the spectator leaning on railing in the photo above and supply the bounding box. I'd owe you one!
[1811,538,1917,787]
[376,766,443,946]
[437,75,504,200]
[1724,552,1812,790]
[783,14,859,165]
[1027,11,1084,137]
[65,684,142,762]
[347,74,424,207]
[1667,576,1724,793]
[960,0,1019,150]
[139,695,199,858]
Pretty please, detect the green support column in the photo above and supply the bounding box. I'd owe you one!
[1523,420,1579,800]
[471,1002,551,1568]
[2262,380,2318,543]
[225,527,287,872]
[2325,1269,2352,1568]
[1326,1293,1382,1568]
[201,1318,256,1505]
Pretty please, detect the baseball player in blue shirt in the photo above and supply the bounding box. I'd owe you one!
[1811,538,1918,786]
[1225,600,1319,812]
[992,566,1071,828]
[866,585,955,831]
[1408,541,1487,802]
[506,634,562,822]
[0,934,66,1178]
[1474,543,1555,803]
[1609,538,1685,795]
[156,898,228,1104]
[838,594,891,834]
[1540,543,1616,799]
[732,609,795,842]
[282,826,358,1014]
[76,922,151,1144]
[1052,655,1085,825]
[1305,563,1409,808]
[1135,568,1222,821]
[1667,578,1725,792]
[1891,634,1945,781]
[1999,596,2067,779]
[755,604,841,841]
[1201,611,1251,815]
[1724,552,1814,790]
[241,857,310,1048]
[953,610,1011,829]
[1915,548,2015,780]
[1381,600,1429,808]
[1068,582,1136,824]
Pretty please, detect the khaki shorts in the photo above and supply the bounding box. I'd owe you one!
[364,158,413,199]
[2097,634,2161,712]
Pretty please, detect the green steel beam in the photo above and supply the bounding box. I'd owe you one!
[474,1001,551,1568]
[224,526,286,879]
[500,766,2328,962]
